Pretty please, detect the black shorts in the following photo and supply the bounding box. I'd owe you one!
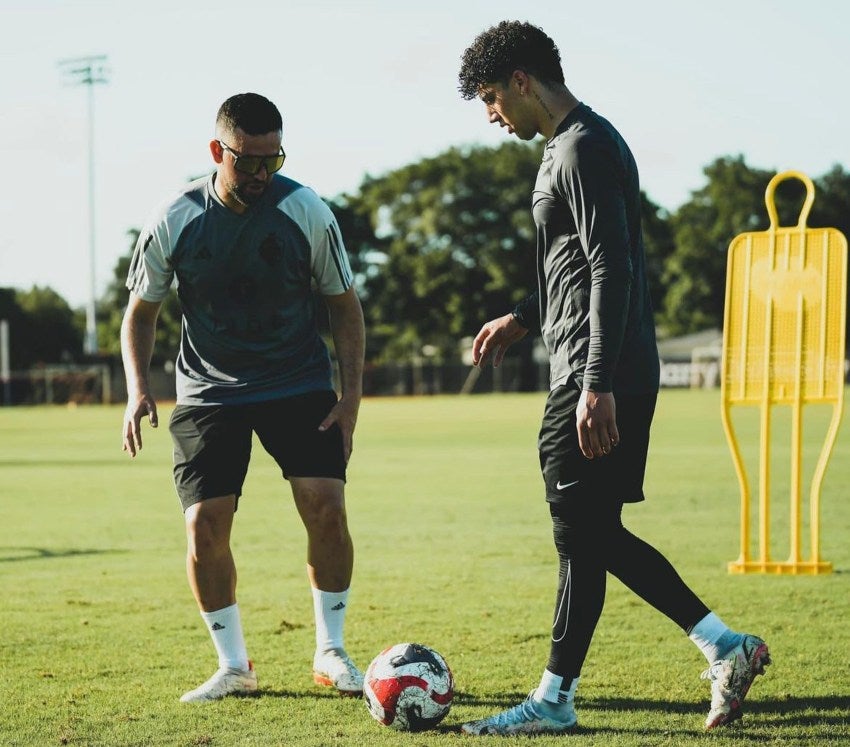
[169,390,345,511]
[538,384,657,505]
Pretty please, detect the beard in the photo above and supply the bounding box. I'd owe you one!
[232,178,268,206]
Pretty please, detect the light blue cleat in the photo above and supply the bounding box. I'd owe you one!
[461,692,578,735]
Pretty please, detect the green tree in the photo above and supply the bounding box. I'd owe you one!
[661,157,850,337]
[344,141,543,362]
[324,197,390,360]
[640,191,676,315]
[0,286,82,367]
[661,156,775,335]
[811,164,850,239]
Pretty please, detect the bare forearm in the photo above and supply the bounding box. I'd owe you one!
[120,296,162,456]
[121,318,155,394]
[327,291,365,402]
[120,300,160,396]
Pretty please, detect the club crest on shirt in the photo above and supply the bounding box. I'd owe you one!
[259,233,284,266]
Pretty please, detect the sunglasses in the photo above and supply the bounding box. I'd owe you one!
[218,140,286,175]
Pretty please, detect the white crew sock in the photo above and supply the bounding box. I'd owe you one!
[532,669,579,709]
[200,603,249,671]
[689,612,742,663]
[312,587,349,652]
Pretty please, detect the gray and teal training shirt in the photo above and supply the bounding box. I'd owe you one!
[126,173,353,405]
[516,103,659,395]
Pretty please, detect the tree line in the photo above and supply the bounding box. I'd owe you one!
[2,144,849,370]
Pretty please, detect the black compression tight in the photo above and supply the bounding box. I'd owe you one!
[546,501,710,681]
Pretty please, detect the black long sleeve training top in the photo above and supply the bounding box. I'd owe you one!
[516,103,659,395]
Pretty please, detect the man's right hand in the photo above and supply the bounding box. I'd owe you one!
[123,393,158,457]
[471,313,528,368]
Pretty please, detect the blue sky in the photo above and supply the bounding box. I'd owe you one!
[1,0,848,307]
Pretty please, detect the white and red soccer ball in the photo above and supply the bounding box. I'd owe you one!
[363,643,454,731]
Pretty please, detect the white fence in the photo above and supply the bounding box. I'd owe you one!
[1,365,112,405]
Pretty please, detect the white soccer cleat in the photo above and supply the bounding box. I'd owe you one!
[179,661,258,703]
[461,692,578,736]
[312,647,364,696]
[702,634,771,729]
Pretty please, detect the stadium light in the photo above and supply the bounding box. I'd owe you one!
[58,54,109,356]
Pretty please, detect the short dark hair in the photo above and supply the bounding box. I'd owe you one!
[216,93,282,136]
[458,21,564,100]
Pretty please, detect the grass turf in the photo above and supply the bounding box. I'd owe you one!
[1,390,849,746]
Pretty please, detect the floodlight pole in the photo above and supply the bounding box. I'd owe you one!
[58,55,109,355]
[1,319,10,405]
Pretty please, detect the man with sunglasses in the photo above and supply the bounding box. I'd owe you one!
[121,92,366,702]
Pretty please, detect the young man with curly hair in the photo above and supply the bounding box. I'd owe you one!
[457,21,770,735]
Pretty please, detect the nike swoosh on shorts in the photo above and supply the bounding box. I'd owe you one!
[556,480,580,490]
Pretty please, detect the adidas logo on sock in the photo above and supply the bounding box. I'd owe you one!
[330,602,346,611]
[211,622,226,631]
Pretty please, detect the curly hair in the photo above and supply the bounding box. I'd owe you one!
[216,93,282,136]
[458,21,564,100]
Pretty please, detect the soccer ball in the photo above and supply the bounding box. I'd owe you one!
[363,643,454,731]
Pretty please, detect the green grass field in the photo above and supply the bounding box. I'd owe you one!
[2,390,849,746]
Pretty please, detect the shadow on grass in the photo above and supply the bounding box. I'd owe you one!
[0,546,126,563]
[255,688,367,701]
[0,458,125,467]
[433,693,850,735]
